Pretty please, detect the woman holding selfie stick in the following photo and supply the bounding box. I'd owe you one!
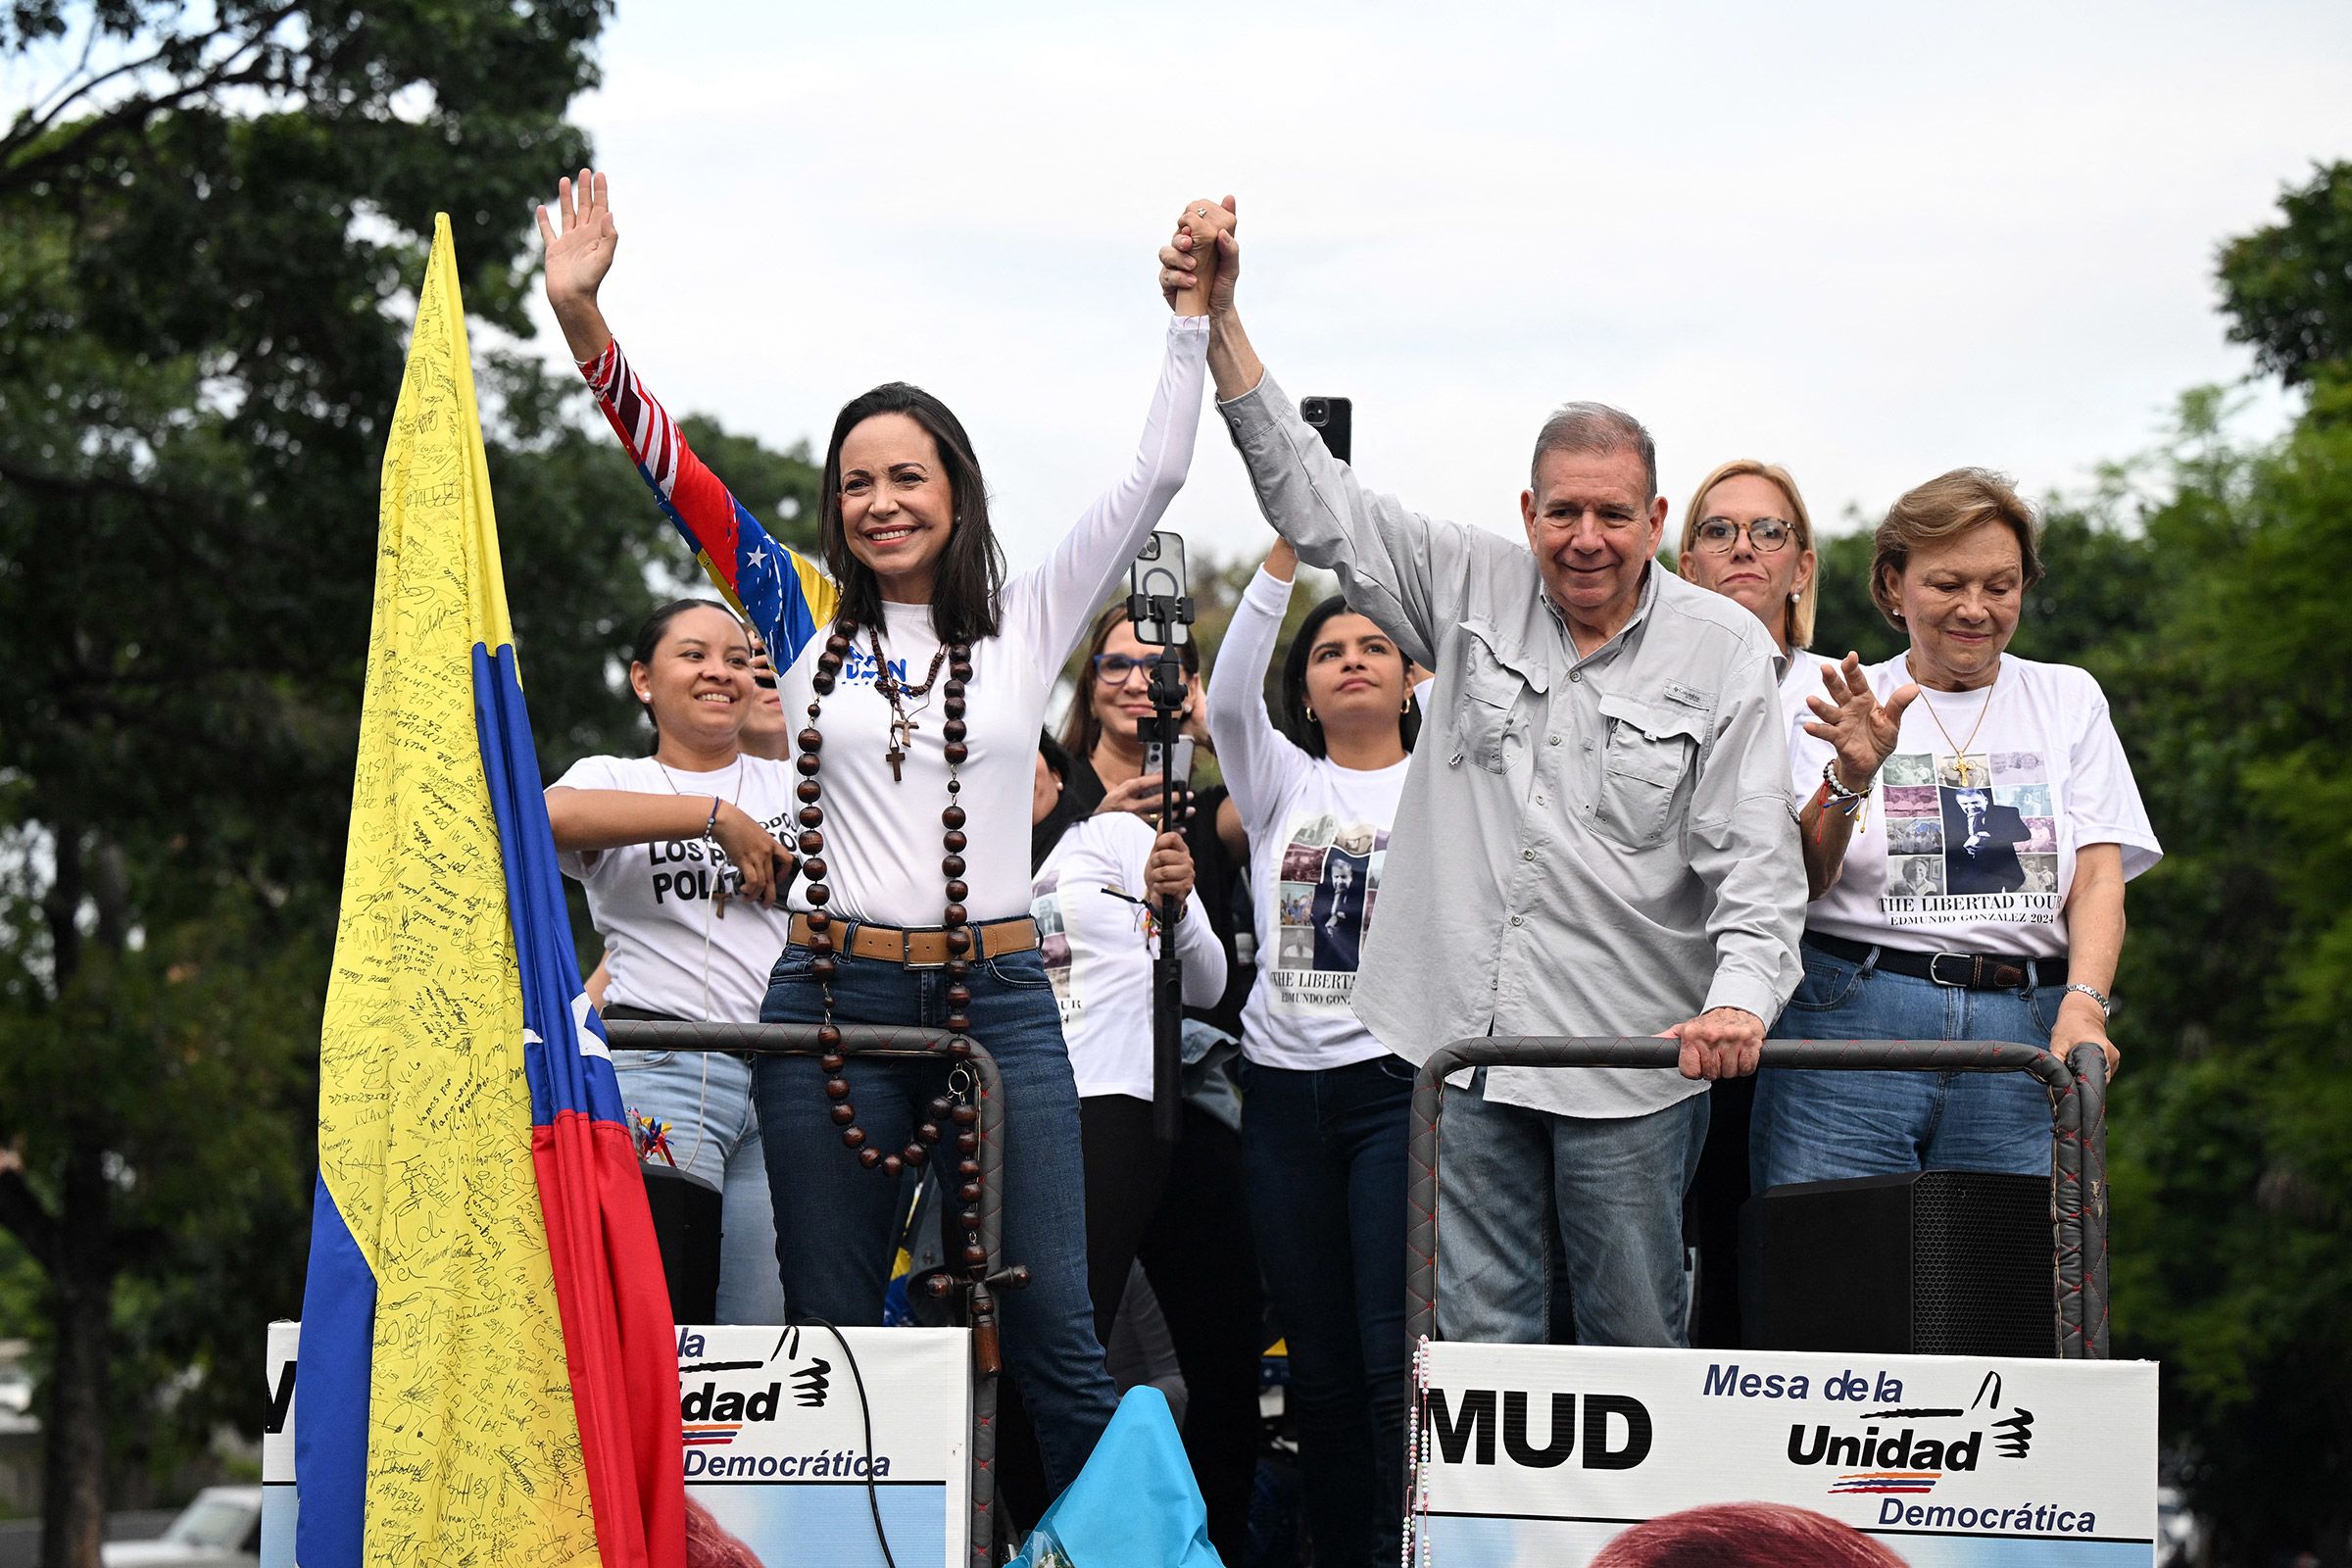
[541,172,1216,1493]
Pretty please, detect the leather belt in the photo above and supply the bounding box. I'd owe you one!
[1805,932,2065,991]
[788,913,1041,969]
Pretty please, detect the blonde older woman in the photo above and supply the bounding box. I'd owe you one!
[1677,458,1823,741]
[1753,468,2160,1189]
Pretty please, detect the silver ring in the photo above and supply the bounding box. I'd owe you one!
[1196,207,1208,217]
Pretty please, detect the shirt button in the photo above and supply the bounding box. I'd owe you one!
[1510,915,1524,926]
[1569,670,1582,683]
[1548,735,1561,747]
[1521,849,1535,861]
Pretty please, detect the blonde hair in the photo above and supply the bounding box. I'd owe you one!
[1869,467,2043,631]
[1679,459,1818,650]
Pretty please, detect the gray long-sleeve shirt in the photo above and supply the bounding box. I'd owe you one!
[1219,372,1805,1118]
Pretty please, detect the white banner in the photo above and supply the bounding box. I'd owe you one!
[263,1320,970,1568]
[1414,1343,2158,1567]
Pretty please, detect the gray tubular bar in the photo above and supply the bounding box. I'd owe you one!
[1404,1038,2097,1362]
[2065,1043,2112,1358]
[604,1019,1004,1568]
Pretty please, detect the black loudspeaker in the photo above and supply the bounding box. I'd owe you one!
[1740,1171,2053,1358]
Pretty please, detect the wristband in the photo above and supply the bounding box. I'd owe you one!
[2062,982,2112,1018]
[1819,758,1870,808]
[703,796,722,842]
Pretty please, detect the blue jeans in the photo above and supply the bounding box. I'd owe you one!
[612,1048,787,1325]
[756,939,1117,1494]
[1435,1073,1708,1348]
[1241,1055,1412,1568]
[1752,937,2061,1189]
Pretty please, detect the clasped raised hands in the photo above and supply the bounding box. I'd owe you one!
[1159,196,1238,318]
[1803,654,1920,796]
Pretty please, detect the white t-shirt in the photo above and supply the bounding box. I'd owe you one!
[1208,567,1412,1071]
[772,316,1208,928]
[1791,652,2161,956]
[1031,812,1224,1102]
[1781,650,1827,763]
[552,754,800,1020]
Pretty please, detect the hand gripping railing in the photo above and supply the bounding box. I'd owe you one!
[603,1019,1008,1568]
[1405,1038,2111,1360]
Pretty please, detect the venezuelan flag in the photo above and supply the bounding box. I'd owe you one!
[296,215,684,1567]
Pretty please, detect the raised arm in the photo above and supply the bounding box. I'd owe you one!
[1204,541,1306,827]
[1792,655,1921,898]
[1158,203,1456,667]
[538,170,836,667]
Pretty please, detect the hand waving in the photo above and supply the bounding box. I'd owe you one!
[1803,654,1918,795]
[536,168,619,317]
[1159,196,1238,318]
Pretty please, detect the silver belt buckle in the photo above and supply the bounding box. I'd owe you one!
[1927,953,1973,988]
[902,927,951,970]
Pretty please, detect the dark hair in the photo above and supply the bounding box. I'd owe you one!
[1058,601,1201,759]
[821,383,1005,646]
[630,598,742,753]
[1032,729,1087,872]
[1279,595,1421,760]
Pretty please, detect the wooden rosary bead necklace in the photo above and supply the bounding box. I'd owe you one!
[800,616,988,1274]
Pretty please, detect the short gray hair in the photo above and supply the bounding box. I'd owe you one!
[1530,401,1657,501]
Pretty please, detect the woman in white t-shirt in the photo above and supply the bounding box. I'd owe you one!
[548,601,800,1324]
[1754,468,2161,1189]
[1025,731,1256,1556]
[1207,536,1420,1568]
[541,172,1218,1494]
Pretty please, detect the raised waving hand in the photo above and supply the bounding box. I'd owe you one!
[1804,653,1920,794]
[536,168,620,360]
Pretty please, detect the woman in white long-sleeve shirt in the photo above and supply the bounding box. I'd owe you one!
[541,172,1215,1495]
[1207,537,1420,1568]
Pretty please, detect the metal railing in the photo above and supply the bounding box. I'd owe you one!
[602,1019,1008,1568]
[1406,1038,2111,1358]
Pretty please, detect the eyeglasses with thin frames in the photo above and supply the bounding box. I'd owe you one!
[1091,652,1155,684]
[1692,516,1797,554]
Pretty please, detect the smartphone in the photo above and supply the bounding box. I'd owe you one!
[1299,395,1352,464]
[1142,736,1196,787]
[1129,530,1192,647]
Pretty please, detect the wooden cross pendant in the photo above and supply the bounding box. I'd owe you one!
[888,717,915,782]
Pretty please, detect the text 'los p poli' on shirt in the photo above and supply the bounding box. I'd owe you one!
[1207,565,1412,1073]
[1790,652,2161,957]
[1032,811,1224,1102]
[552,753,799,1021]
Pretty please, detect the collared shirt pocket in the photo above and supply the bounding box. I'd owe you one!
[1457,620,1548,774]
[1594,693,1705,850]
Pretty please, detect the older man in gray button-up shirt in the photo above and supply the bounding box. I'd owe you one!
[1163,205,1804,1348]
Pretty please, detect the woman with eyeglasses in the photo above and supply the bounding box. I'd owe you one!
[1676,459,1824,745]
[1673,459,1822,1345]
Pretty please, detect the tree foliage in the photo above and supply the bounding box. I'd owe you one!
[2217,161,2352,396]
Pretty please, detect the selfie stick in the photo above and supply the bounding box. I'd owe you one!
[1127,537,1195,1145]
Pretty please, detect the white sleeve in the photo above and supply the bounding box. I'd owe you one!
[2064,676,2162,880]
[1206,565,1308,833]
[1005,316,1210,675]
[1173,886,1226,1006]
[548,755,621,878]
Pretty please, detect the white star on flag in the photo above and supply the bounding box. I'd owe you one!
[746,546,767,569]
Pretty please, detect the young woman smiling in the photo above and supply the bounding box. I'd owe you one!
[1206,535,1421,1568]
[546,601,798,1325]
[540,172,1213,1494]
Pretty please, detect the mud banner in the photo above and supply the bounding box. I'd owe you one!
[1411,1342,2157,1565]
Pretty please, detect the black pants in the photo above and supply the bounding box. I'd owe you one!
[980,1096,1257,1557]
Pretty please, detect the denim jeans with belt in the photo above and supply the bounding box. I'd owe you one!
[1434,1071,1709,1348]
[755,937,1118,1495]
[1240,1054,1413,1568]
[610,1045,787,1325]
[1752,936,2061,1190]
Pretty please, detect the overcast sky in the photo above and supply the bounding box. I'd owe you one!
[536,3,2334,567]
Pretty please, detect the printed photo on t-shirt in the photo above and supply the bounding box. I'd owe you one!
[1879,747,2061,927]
[1031,872,1077,1027]
[1270,810,1389,1010]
